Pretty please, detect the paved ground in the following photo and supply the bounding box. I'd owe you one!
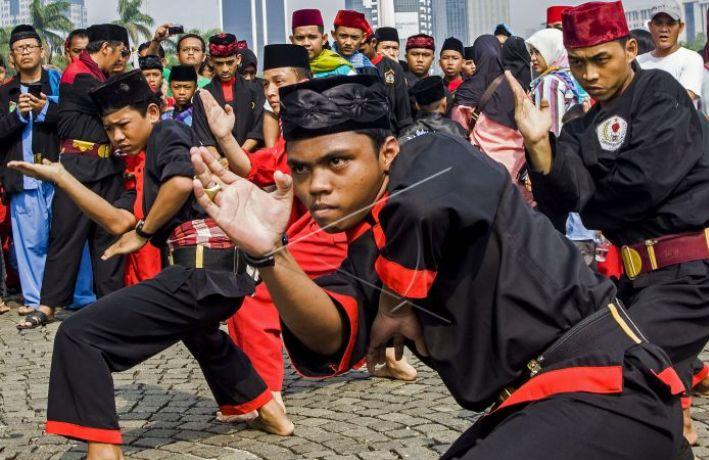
[2,305,709,460]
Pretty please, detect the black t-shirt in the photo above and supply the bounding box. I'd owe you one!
[143,120,203,247]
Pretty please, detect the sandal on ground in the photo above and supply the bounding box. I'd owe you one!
[16,310,52,330]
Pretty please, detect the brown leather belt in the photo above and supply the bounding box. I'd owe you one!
[621,229,709,280]
[60,139,112,159]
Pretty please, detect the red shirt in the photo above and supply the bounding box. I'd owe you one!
[221,77,236,103]
[447,76,463,93]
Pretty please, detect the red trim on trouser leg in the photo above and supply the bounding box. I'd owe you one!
[45,420,123,444]
[495,366,624,413]
[692,364,709,388]
[653,367,686,396]
[219,389,272,416]
[681,396,692,410]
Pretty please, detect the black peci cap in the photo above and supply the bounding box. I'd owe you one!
[169,64,198,82]
[410,76,446,106]
[375,27,399,43]
[263,44,309,71]
[9,25,40,47]
[90,69,158,115]
[87,24,129,48]
[280,75,391,141]
[441,37,464,56]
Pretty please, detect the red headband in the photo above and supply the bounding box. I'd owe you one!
[209,42,238,57]
[406,35,435,51]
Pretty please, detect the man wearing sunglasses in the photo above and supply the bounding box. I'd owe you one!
[16,24,131,330]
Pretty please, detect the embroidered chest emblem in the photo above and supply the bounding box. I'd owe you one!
[384,69,396,85]
[596,115,628,151]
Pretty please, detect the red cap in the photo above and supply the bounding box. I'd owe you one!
[237,40,248,50]
[292,9,324,29]
[547,6,572,25]
[334,10,373,37]
[406,34,435,51]
[562,1,630,49]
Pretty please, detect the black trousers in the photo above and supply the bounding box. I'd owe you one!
[46,266,268,444]
[40,175,126,307]
[619,260,709,388]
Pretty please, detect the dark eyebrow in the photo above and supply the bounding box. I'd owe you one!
[287,149,353,169]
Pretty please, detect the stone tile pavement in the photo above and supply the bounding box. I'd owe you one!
[2,307,709,460]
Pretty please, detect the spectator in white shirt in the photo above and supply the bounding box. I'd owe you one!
[636,1,704,101]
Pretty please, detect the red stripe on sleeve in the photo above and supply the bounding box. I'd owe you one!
[375,255,437,299]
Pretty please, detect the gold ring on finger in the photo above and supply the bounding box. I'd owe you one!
[204,182,222,201]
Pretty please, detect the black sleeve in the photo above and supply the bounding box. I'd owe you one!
[376,136,504,300]
[245,83,265,142]
[532,86,703,223]
[392,67,413,132]
[190,93,217,148]
[148,123,195,182]
[111,187,137,213]
[0,90,24,140]
[40,97,60,127]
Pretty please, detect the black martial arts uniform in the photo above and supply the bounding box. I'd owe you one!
[398,111,468,143]
[45,121,268,444]
[41,52,128,306]
[530,64,709,389]
[192,74,265,155]
[283,133,683,459]
[372,55,413,134]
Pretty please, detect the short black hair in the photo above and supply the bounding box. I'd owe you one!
[138,41,165,58]
[354,128,394,154]
[177,33,205,51]
[630,29,654,54]
[67,28,88,45]
[86,40,124,54]
[102,96,162,117]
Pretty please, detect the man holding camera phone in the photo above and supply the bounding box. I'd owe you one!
[0,25,69,319]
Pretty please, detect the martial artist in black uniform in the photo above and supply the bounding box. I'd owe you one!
[192,33,265,155]
[368,27,413,134]
[192,74,684,459]
[10,70,292,460]
[512,3,709,452]
[399,76,468,142]
[39,24,129,319]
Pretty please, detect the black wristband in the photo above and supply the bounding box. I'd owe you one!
[242,234,288,268]
[135,219,155,240]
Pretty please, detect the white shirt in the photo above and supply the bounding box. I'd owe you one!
[637,47,704,98]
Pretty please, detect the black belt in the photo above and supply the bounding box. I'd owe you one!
[499,299,647,403]
[168,245,247,273]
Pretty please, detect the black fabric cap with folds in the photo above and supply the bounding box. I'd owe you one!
[280,75,391,141]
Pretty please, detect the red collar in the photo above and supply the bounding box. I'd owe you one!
[344,193,389,243]
[371,54,384,65]
[78,50,106,82]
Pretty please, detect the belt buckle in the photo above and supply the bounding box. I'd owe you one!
[621,245,642,280]
[33,153,42,164]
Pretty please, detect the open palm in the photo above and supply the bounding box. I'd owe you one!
[200,90,235,140]
[191,147,292,256]
[505,70,552,145]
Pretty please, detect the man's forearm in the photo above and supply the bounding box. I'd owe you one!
[217,134,251,177]
[259,248,345,356]
[525,136,553,175]
[142,176,193,234]
[55,170,136,234]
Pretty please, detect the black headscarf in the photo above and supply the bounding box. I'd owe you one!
[455,34,516,129]
[501,36,531,89]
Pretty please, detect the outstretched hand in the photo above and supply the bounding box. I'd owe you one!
[8,159,65,183]
[200,90,236,141]
[505,70,552,146]
[191,146,293,257]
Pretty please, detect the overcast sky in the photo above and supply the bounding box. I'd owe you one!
[86,0,650,41]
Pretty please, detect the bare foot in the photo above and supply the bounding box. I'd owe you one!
[684,408,699,446]
[695,374,709,396]
[17,305,35,316]
[249,399,294,436]
[87,442,124,460]
[0,300,9,314]
[216,410,257,423]
[272,391,286,414]
[373,349,417,381]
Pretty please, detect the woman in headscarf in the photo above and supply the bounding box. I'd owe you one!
[452,34,526,185]
[526,28,589,136]
[502,36,531,89]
